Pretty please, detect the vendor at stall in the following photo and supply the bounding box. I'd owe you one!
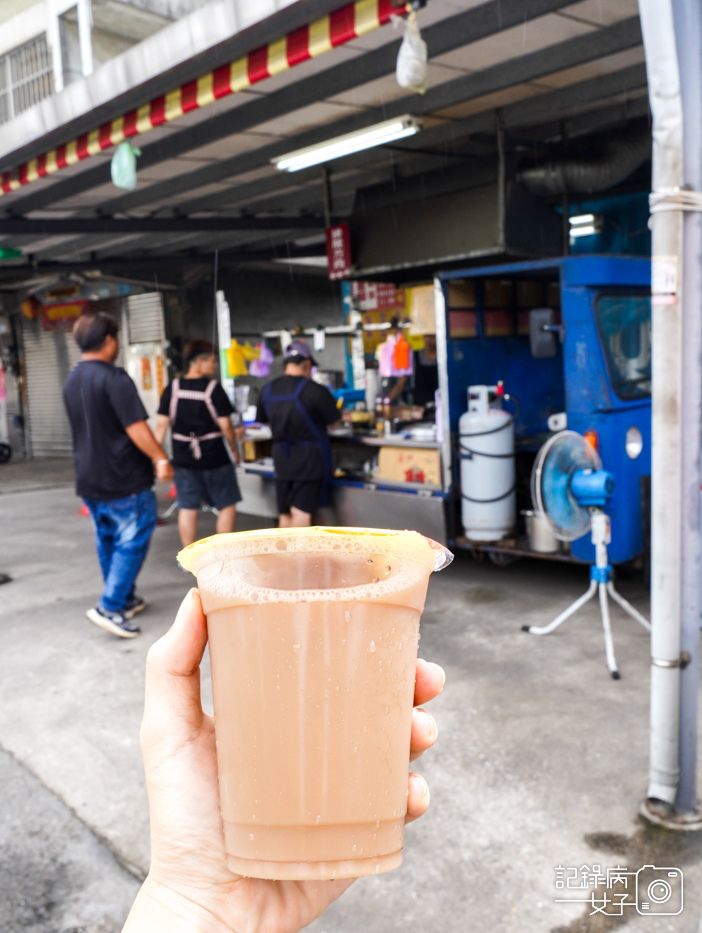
[256,340,341,528]
[412,334,439,407]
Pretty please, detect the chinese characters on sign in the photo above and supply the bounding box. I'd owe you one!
[326,223,352,280]
[554,864,683,917]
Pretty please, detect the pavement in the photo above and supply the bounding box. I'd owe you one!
[1,460,702,932]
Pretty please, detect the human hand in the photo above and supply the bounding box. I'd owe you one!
[154,459,173,483]
[123,589,444,933]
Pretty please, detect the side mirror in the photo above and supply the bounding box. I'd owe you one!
[529,308,559,358]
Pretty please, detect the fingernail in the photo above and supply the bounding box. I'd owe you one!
[428,661,446,691]
[417,708,437,739]
[410,773,429,799]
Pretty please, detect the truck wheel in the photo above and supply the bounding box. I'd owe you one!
[0,443,11,464]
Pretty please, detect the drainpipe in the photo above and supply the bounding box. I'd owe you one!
[639,0,702,820]
[638,0,683,810]
[670,0,702,818]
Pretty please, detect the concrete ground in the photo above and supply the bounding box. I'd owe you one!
[1,461,702,932]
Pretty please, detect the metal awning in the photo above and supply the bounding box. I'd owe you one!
[0,0,648,286]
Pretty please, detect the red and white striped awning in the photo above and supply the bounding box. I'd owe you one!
[0,0,411,198]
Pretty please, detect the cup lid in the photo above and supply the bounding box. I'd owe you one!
[178,526,453,575]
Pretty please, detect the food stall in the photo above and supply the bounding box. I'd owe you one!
[232,280,451,543]
[233,255,652,567]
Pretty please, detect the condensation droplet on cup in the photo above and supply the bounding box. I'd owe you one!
[249,833,254,841]
[344,611,351,621]
[276,685,280,691]
[354,746,358,752]
[371,576,379,584]
[385,565,392,574]
[315,814,321,823]
[293,644,301,653]
[366,558,373,565]
[352,844,357,852]
[375,820,380,828]
[369,640,376,652]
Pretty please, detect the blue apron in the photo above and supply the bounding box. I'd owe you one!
[261,377,333,508]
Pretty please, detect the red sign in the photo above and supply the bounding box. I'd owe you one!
[350,281,405,311]
[326,223,352,280]
[41,300,88,332]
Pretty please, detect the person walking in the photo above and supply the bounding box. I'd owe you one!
[63,312,173,639]
[155,339,242,547]
[256,340,340,528]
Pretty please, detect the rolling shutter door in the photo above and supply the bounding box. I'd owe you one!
[126,293,165,344]
[21,317,82,458]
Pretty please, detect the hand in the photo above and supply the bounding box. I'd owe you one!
[154,459,173,483]
[123,589,445,933]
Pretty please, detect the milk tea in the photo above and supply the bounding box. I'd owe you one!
[179,528,451,880]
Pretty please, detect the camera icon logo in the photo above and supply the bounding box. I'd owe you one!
[636,865,683,915]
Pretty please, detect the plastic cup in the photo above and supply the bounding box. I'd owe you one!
[178,526,452,880]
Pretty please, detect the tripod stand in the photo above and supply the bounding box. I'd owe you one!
[522,510,650,679]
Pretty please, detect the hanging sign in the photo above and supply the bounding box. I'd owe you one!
[41,300,88,332]
[326,223,352,280]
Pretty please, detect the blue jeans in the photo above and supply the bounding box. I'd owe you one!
[84,489,157,613]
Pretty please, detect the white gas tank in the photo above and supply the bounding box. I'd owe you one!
[459,384,516,541]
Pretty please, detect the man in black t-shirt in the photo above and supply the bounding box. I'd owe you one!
[64,313,173,639]
[256,340,341,527]
[155,339,242,547]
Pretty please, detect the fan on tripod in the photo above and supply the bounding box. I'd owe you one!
[522,430,650,679]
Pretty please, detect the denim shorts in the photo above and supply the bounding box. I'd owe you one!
[174,464,242,510]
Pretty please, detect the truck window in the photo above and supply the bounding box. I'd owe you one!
[595,293,651,400]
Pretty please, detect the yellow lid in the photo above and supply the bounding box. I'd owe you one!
[178,526,453,575]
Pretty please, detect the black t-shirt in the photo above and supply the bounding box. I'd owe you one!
[256,376,340,480]
[158,378,234,470]
[63,360,154,500]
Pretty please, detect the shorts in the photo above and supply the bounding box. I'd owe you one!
[276,479,324,516]
[174,464,242,511]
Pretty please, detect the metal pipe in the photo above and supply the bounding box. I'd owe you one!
[638,0,684,807]
[77,0,93,78]
[671,0,702,816]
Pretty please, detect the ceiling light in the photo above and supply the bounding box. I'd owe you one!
[272,116,422,172]
[569,213,603,237]
[569,213,596,226]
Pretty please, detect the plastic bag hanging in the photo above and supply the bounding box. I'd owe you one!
[110,141,141,190]
[249,342,274,378]
[396,14,428,94]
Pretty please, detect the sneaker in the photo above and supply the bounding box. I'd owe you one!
[86,606,140,639]
[123,595,146,620]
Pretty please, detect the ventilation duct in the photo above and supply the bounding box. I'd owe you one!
[518,125,651,196]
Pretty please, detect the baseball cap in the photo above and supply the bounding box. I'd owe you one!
[284,339,317,366]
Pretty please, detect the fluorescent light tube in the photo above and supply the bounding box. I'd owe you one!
[273,116,422,172]
[569,213,596,227]
[569,224,599,238]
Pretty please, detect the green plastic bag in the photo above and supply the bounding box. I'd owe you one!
[110,140,141,190]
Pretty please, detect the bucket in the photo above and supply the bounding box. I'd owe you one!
[522,510,559,553]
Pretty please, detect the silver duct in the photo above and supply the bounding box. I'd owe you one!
[518,126,651,196]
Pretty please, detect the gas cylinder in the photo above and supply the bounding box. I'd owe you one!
[459,383,516,541]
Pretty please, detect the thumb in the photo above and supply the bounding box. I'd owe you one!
[142,588,208,748]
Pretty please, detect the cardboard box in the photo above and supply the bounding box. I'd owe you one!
[408,285,436,335]
[377,446,441,486]
[244,439,271,462]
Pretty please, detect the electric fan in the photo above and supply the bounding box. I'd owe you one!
[523,431,650,679]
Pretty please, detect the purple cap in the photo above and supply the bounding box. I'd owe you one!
[284,339,317,366]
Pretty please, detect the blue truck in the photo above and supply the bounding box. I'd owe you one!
[436,255,652,566]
